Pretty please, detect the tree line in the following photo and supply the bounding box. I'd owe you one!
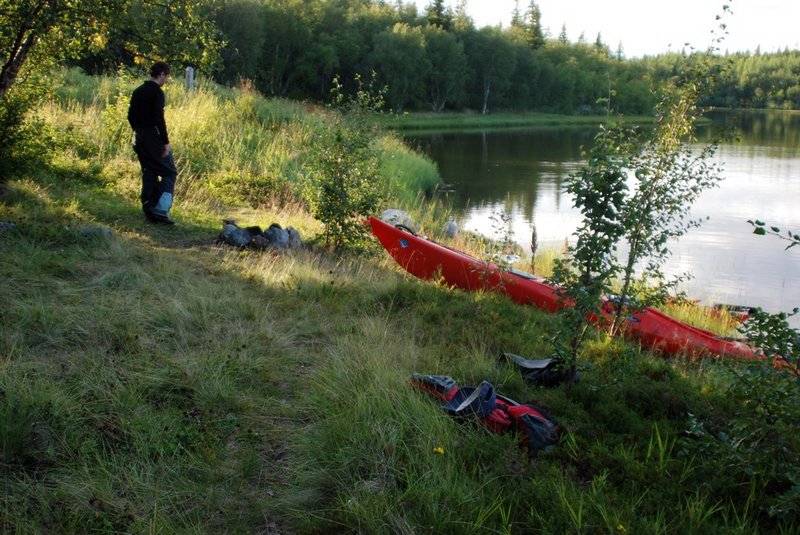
[207,0,653,114]
[206,0,800,114]
[3,0,800,121]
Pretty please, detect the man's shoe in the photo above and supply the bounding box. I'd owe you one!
[145,209,175,225]
[144,209,160,223]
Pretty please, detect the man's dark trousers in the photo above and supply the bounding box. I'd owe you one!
[133,126,177,219]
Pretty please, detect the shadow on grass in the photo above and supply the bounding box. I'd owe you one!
[0,157,223,249]
[2,158,797,533]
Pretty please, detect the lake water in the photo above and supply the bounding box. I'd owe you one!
[405,111,800,322]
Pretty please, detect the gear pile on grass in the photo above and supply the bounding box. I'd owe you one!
[217,220,303,250]
[409,373,560,456]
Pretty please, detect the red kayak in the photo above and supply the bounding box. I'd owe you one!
[369,216,762,361]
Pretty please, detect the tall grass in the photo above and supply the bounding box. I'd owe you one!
[42,67,439,214]
[1,69,797,533]
[378,136,440,204]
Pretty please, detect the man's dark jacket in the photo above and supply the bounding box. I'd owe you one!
[127,80,169,145]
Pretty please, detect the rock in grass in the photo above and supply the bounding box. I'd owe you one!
[250,234,270,249]
[219,223,253,247]
[30,421,58,464]
[220,221,302,250]
[287,227,302,248]
[263,223,289,248]
[444,218,458,238]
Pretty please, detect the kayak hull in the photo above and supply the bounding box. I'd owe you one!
[369,216,760,360]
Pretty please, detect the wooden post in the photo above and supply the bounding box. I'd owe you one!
[185,66,195,91]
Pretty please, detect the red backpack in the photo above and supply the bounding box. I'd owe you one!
[410,373,560,455]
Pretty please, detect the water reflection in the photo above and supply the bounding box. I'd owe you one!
[707,109,800,151]
[406,112,800,321]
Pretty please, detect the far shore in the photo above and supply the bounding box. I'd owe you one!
[376,110,657,132]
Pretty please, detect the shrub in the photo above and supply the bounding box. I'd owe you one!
[300,75,387,251]
[0,76,54,181]
[716,222,800,520]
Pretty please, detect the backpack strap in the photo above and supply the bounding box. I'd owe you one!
[441,381,496,419]
[481,397,514,433]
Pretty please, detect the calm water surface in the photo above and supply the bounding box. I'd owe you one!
[405,111,800,321]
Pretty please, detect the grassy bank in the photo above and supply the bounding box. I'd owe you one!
[1,73,798,533]
[377,111,656,133]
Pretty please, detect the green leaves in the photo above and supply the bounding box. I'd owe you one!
[423,25,467,111]
[463,27,518,114]
[727,306,800,519]
[301,75,387,252]
[748,219,800,250]
[551,47,732,365]
[371,23,430,112]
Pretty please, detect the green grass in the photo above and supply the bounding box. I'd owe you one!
[377,110,658,133]
[1,71,797,533]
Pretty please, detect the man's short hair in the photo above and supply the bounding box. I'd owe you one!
[150,61,171,78]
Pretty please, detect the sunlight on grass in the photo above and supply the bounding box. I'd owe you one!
[1,68,797,534]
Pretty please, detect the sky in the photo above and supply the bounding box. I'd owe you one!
[413,0,800,58]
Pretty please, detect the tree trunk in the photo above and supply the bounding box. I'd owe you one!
[0,31,38,98]
[430,81,450,112]
[0,0,57,98]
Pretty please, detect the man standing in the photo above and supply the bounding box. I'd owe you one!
[127,61,177,224]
